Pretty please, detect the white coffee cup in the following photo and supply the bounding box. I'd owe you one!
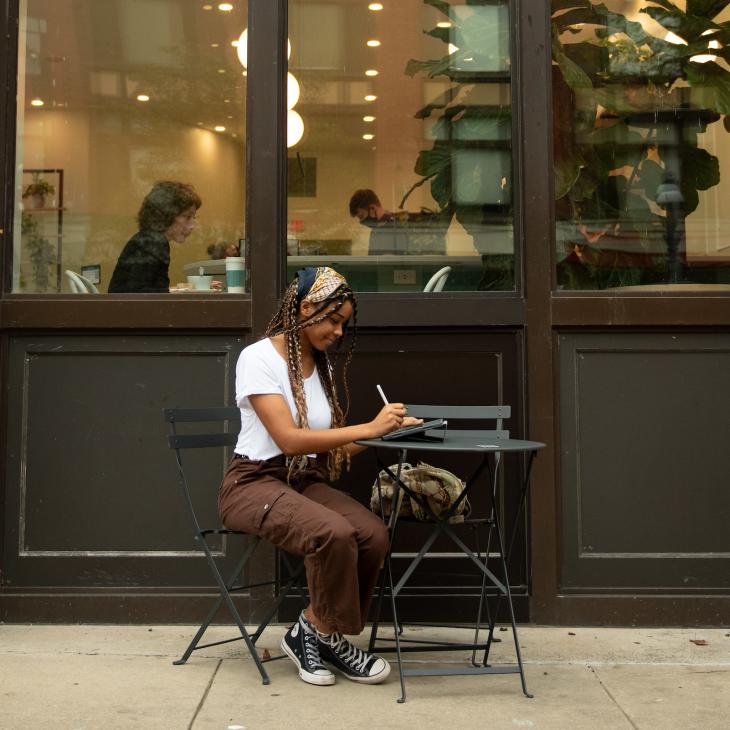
[187,275,213,290]
[225,256,246,293]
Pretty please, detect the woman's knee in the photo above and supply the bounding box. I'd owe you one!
[365,519,390,558]
[318,517,357,552]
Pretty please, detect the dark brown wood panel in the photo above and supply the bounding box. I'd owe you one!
[553,294,730,327]
[559,332,730,593]
[2,335,246,589]
[0,297,252,330]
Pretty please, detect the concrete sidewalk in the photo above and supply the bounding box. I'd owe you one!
[1,624,729,729]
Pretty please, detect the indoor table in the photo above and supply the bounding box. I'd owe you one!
[356,428,545,702]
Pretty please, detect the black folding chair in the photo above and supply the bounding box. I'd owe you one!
[164,406,306,685]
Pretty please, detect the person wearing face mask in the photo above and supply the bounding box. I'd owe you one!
[348,188,446,255]
[348,188,402,255]
[108,181,201,293]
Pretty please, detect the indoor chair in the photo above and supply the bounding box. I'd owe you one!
[164,406,306,684]
[65,269,100,294]
[422,265,451,292]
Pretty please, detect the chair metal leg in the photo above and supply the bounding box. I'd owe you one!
[176,536,271,684]
[174,536,259,665]
[387,553,407,704]
[368,561,389,652]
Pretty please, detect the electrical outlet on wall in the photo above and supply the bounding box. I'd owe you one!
[393,269,416,285]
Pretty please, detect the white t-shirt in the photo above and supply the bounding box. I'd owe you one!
[234,338,332,460]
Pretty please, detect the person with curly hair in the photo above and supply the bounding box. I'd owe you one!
[109,181,201,293]
[218,266,421,687]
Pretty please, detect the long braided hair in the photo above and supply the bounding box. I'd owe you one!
[263,267,357,481]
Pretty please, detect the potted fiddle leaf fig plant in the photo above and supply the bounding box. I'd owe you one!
[552,0,730,287]
[404,0,730,289]
[22,172,56,209]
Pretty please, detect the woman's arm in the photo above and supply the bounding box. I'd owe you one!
[249,393,410,456]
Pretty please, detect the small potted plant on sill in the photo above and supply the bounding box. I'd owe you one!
[22,172,55,209]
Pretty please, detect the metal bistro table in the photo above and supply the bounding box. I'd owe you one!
[356,427,545,702]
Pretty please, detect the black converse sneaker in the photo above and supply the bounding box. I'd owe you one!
[317,632,391,684]
[280,615,335,686]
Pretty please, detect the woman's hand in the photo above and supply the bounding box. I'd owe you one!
[368,403,422,437]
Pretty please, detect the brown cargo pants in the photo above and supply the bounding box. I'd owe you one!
[218,456,389,635]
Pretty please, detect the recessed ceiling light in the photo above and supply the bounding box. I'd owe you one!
[366,40,381,47]
[368,3,384,10]
[224,98,230,103]
[214,125,226,132]
[217,68,226,74]
[211,43,219,48]
[136,94,150,102]
[218,3,233,11]
[30,98,44,106]
[231,40,239,47]
[362,133,374,140]
[364,94,377,101]
[202,4,213,9]
[437,21,451,28]
[365,69,379,76]
[363,115,375,122]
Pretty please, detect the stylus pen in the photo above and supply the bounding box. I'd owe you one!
[376,384,389,405]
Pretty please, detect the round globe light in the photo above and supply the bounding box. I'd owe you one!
[287,110,304,147]
[237,28,248,68]
[287,73,300,110]
[237,29,291,69]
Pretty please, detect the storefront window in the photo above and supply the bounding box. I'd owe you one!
[553,1,730,291]
[13,0,248,294]
[286,0,514,292]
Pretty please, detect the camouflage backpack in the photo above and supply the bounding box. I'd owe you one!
[370,462,470,524]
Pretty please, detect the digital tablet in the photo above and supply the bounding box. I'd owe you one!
[381,418,447,441]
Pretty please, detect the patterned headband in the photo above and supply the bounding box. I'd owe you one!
[297,266,348,303]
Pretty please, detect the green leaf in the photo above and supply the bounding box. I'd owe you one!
[404,55,454,79]
[645,0,683,12]
[680,145,720,191]
[424,0,451,18]
[414,145,452,178]
[425,26,451,44]
[685,61,730,115]
[414,85,462,120]
[552,0,592,13]
[687,0,728,19]
[554,146,586,200]
[552,33,593,89]
[641,7,717,43]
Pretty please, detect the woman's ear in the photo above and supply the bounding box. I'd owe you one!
[299,298,315,320]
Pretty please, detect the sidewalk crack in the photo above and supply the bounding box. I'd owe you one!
[188,658,222,730]
[590,665,639,730]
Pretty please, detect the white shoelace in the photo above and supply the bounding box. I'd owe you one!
[303,627,327,670]
[325,632,370,673]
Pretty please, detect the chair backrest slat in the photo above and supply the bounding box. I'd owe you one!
[168,433,238,450]
[164,407,240,424]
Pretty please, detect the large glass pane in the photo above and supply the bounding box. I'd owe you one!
[13,0,248,294]
[553,1,730,291]
[286,0,513,293]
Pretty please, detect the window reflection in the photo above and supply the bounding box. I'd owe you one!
[553,0,730,291]
[286,0,514,293]
[13,0,248,294]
